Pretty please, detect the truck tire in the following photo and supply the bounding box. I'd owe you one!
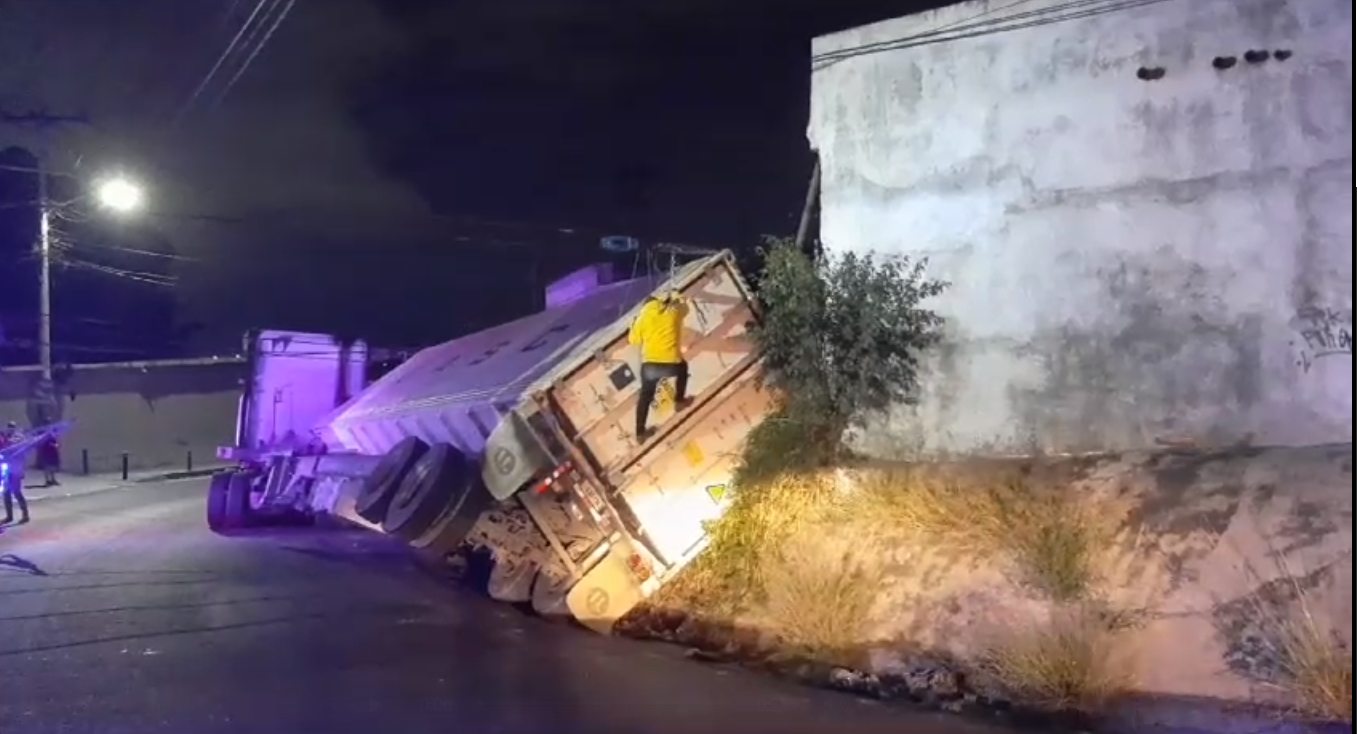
[355,436,429,524]
[208,472,253,532]
[224,473,254,529]
[206,472,232,531]
[382,443,491,543]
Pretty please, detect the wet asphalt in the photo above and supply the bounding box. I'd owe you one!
[0,479,1017,734]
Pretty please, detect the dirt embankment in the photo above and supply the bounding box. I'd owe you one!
[618,444,1353,734]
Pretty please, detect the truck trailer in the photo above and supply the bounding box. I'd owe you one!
[210,250,772,632]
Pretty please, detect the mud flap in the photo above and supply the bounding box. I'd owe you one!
[486,555,538,603]
[566,544,648,635]
[530,562,574,618]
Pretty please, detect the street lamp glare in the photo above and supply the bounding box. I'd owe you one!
[96,177,144,213]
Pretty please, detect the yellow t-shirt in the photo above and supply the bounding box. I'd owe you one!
[628,296,688,364]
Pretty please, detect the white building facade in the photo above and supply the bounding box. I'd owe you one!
[809,0,1353,456]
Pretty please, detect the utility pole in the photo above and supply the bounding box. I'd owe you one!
[36,155,53,381]
[793,158,822,259]
[0,107,90,423]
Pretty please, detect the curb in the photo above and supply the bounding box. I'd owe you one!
[133,467,227,483]
[23,469,225,504]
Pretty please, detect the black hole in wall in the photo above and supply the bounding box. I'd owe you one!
[1243,50,1269,64]
[1136,66,1166,81]
[1213,56,1237,70]
[1272,49,1292,61]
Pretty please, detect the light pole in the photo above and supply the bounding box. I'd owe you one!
[34,161,146,382]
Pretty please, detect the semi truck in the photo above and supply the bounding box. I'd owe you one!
[210,250,772,633]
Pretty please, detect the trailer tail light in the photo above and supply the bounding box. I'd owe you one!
[534,461,574,495]
[627,552,652,582]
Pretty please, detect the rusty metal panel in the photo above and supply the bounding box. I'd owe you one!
[548,255,759,477]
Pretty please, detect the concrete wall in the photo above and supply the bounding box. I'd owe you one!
[0,360,246,473]
[809,0,1353,457]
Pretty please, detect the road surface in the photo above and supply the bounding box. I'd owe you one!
[0,480,1015,734]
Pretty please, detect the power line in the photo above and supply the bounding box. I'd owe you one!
[171,0,277,126]
[812,0,1178,70]
[209,0,299,112]
[57,257,178,287]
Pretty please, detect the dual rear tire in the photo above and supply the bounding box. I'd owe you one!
[355,439,494,549]
[207,470,312,532]
[206,472,254,532]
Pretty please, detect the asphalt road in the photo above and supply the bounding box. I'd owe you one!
[1,480,1016,734]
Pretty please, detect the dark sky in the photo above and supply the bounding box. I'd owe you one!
[0,0,911,360]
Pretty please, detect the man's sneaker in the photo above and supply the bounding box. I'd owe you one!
[674,397,693,411]
[636,427,655,443]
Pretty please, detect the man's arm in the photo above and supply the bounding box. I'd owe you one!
[628,303,650,346]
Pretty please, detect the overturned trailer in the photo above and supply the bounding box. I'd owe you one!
[212,251,771,632]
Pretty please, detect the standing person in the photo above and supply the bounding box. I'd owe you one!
[1,421,30,525]
[39,434,61,487]
[628,291,693,441]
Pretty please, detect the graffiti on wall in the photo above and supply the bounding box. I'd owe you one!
[1291,307,1352,373]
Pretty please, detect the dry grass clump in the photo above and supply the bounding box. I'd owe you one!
[677,470,849,613]
[859,468,1118,601]
[1277,616,1353,722]
[982,605,1139,714]
[1254,565,1353,723]
[761,534,881,660]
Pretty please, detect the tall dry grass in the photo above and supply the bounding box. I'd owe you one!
[1250,555,1354,723]
[982,605,1139,714]
[761,534,881,660]
[857,468,1120,602]
[676,471,851,613]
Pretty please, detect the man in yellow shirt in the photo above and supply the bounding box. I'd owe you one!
[628,292,692,440]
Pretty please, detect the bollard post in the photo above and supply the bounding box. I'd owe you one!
[186,449,194,473]
[121,452,129,481]
[82,448,90,475]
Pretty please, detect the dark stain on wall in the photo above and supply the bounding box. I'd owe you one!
[1007,247,1264,454]
[1212,562,1337,685]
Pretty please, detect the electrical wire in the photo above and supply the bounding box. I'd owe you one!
[50,242,178,288]
[812,0,1179,70]
[59,240,198,262]
[208,0,299,112]
[172,0,276,126]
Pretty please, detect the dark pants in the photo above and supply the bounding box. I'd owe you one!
[2,474,28,522]
[636,361,689,435]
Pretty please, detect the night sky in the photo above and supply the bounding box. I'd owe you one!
[0,0,916,362]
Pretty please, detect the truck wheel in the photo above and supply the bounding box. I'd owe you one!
[224,473,254,529]
[206,472,232,531]
[383,443,490,543]
[355,436,429,524]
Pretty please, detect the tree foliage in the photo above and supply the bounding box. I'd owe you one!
[749,236,949,451]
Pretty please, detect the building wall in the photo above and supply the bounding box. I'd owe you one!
[0,360,246,473]
[809,0,1353,457]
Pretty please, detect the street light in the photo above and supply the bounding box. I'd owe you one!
[94,176,145,213]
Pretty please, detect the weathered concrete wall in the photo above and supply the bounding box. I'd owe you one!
[809,0,1353,456]
[850,446,1353,730]
[0,361,245,473]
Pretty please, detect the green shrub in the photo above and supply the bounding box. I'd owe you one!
[749,236,948,455]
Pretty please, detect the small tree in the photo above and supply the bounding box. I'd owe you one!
[746,236,948,470]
